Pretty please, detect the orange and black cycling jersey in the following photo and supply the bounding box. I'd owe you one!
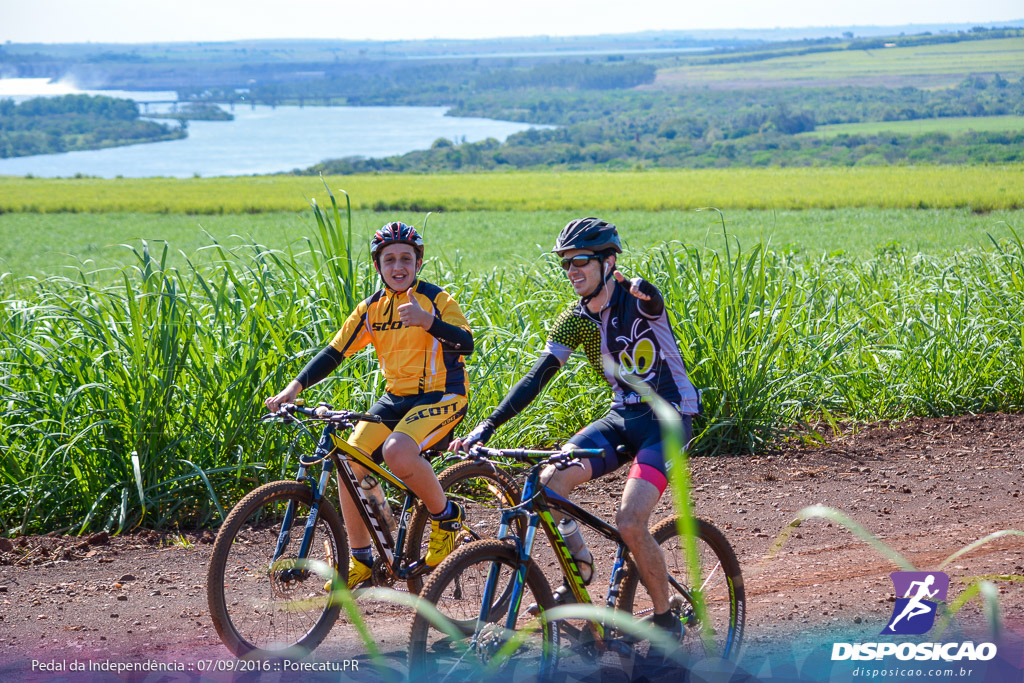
[296,279,472,396]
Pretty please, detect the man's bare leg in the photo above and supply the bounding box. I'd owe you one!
[617,477,668,614]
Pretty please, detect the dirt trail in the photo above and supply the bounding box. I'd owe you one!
[2,412,1022,681]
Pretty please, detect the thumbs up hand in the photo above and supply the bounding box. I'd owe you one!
[613,270,652,301]
[398,290,433,329]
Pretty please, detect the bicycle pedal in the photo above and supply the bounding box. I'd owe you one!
[406,558,432,578]
[619,634,640,646]
[526,583,574,616]
[606,639,635,657]
[325,577,371,592]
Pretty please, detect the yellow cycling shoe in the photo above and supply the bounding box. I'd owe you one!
[326,556,373,592]
[347,556,373,588]
[425,502,464,567]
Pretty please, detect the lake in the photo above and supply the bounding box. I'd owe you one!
[0,79,550,178]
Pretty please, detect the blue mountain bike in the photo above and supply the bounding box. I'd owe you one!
[407,445,745,679]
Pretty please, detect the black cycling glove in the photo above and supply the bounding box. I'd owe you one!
[461,420,496,450]
[630,277,665,317]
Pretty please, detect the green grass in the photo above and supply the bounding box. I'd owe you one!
[657,36,1024,88]
[2,208,1022,279]
[3,201,1024,533]
[0,196,1017,664]
[2,179,1024,535]
[803,115,1024,138]
[2,166,1023,214]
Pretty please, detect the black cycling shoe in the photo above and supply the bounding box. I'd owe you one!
[636,616,686,680]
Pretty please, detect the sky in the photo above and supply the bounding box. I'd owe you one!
[1,0,1022,44]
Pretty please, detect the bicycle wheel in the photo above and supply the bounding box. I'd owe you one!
[408,539,558,681]
[405,459,522,593]
[616,515,745,660]
[207,480,349,658]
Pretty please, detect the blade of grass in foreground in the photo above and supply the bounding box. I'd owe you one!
[613,366,714,655]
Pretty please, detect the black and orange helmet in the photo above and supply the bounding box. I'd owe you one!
[370,222,424,262]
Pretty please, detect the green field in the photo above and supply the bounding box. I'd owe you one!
[804,115,1024,138]
[3,169,1024,534]
[2,165,1023,214]
[656,37,1024,88]
[3,167,1021,278]
[4,203,1024,534]
[1,208,1021,279]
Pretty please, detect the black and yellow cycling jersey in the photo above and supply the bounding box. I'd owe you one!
[326,280,472,397]
[543,281,699,413]
[470,277,697,496]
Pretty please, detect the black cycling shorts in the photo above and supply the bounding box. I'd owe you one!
[567,406,693,495]
[349,391,467,463]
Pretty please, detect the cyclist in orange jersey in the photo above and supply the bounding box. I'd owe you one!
[266,222,472,586]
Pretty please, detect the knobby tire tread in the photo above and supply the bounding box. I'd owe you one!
[206,480,348,658]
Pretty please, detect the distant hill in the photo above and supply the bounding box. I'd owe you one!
[643,20,1024,42]
[2,22,1021,170]
[2,19,1022,63]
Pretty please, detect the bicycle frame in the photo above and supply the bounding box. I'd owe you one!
[481,456,701,644]
[274,418,432,585]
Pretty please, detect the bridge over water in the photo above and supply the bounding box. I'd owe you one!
[138,97,345,112]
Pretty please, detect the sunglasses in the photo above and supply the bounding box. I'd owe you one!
[559,254,601,271]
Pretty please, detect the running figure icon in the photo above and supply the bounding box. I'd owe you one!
[884,571,950,635]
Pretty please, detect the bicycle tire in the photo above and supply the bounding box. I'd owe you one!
[207,480,349,658]
[404,459,522,594]
[615,515,745,660]
[408,539,558,680]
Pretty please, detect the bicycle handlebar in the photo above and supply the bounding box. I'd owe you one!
[261,403,383,424]
[466,445,603,469]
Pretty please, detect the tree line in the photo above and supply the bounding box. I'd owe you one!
[305,76,1024,174]
[0,94,184,159]
[4,31,1021,169]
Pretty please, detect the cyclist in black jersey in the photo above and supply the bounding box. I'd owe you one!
[453,217,700,640]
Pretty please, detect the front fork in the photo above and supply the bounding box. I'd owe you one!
[605,545,627,609]
[503,513,542,631]
[474,508,540,636]
[272,427,336,578]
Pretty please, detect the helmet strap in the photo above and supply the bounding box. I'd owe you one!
[580,256,613,307]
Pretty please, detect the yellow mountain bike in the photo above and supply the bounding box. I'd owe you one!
[206,401,520,659]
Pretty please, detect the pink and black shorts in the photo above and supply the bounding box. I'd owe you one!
[567,406,694,496]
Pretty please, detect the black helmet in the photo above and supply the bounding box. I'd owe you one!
[370,222,424,261]
[552,217,621,256]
